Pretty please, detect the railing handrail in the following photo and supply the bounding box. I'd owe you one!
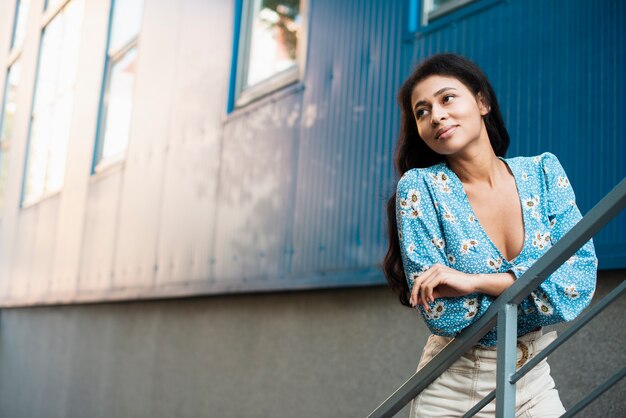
[368,177,626,418]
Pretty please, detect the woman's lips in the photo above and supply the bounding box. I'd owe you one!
[437,125,458,140]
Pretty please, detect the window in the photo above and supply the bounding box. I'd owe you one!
[44,0,65,12]
[2,0,31,212]
[21,0,84,206]
[93,0,144,171]
[10,0,30,51]
[0,61,21,212]
[421,0,476,26]
[232,0,306,109]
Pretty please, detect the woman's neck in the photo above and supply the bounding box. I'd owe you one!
[446,150,506,189]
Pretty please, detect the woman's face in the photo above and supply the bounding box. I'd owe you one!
[410,75,490,156]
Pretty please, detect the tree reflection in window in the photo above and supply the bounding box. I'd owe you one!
[245,0,301,88]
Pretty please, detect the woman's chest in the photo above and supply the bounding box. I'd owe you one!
[465,184,524,263]
[432,171,553,273]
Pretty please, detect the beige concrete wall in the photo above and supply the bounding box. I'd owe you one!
[0,270,624,417]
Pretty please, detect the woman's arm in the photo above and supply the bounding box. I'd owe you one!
[474,272,515,296]
[506,152,597,324]
[397,170,491,336]
[410,265,515,309]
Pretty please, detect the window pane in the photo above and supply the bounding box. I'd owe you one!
[424,0,474,18]
[23,112,50,204]
[433,0,454,9]
[24,0,84,204]
[245,0,301,88]
[33,15,63,113]
[0,60,22,211]
[0,62,21,145]
[11,0,31,50]
[45,0,64,11]
[100,48,138,160]
[45,91,73,193]
[425,0,453,14]
[57,0,83,93]
[109,0,144,52]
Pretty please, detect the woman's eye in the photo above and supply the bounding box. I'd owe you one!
[415,109,428,118]
[443,95,455,103]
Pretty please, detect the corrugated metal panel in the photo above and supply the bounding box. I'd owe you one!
[215,90,302,289]
[78,171,122,292]
[10,198,59,300]
[30,196,60,298]
[111,0,182,290]
[291,0,404,282]
[8,206,38,300]
[0,0,41,304]
[49,0,111,297]
[154,0,230,287]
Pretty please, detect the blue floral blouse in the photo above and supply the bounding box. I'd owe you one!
[396,152,598,346]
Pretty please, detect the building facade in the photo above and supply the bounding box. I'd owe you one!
[0,0,624,416]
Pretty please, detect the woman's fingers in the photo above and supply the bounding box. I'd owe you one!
[412,264,475,312]
[419,281,430,311]
[411,269,432,306]
[422,291,430,312]
[410,280,418,307]
[420,275,439,311]
[411,264,450,310]
[411,277,425,306]
[427,276,437,303]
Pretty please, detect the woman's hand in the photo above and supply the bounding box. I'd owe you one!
[410,265,517,311]
[410,263,476,311]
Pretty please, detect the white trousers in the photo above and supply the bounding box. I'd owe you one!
[410,329,566,418]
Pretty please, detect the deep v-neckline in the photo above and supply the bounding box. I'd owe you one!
[442,156,527,264]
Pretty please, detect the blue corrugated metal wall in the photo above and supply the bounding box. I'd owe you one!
[288,0,625,289]
[397,0,625,268]
[237,0,626,291]
[289,0,625,289]
[291,0,406,280]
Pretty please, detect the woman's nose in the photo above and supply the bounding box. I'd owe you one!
[430,105,447,124]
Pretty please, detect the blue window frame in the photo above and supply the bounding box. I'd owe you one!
[421,0,476,26]
[9,0,30,51]
[0,61,22,212]
[21,0,85,206]
[92,0,144,173]
[229,0,307,111]
[406,0,500,38]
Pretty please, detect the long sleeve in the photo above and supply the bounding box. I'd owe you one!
[396,169,487,337]
[508,152,597,325]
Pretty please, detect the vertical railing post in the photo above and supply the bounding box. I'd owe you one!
[496,303,517,417]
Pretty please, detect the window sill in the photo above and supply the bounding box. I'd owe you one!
[92,154,125,179]
[20,190,62,210]
[224,79,305,123]
[404,0,505,42]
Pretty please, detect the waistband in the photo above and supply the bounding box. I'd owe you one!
[430,329,558,369]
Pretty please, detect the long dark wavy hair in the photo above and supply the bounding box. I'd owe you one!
[382,53,511,307]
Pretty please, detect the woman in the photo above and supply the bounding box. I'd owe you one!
[382,54,597,417]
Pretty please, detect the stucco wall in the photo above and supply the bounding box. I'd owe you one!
[0,270,624,417]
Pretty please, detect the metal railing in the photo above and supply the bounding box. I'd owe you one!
[369,177,626,418]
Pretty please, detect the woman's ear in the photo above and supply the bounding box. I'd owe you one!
[477,92,490,116]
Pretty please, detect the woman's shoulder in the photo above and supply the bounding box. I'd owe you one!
[399,163,444,185]
[398,163,452,193]
[506,151,563,173]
